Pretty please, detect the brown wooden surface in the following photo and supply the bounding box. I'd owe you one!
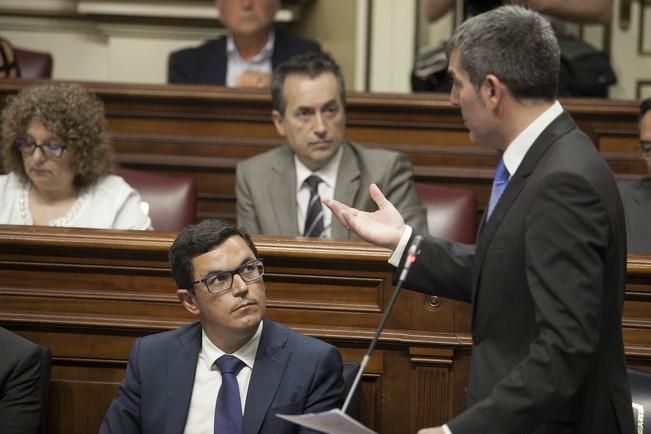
[0,80,643,226]
[0,226,649,433]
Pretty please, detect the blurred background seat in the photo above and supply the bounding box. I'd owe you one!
[113,166,197,232]
[15,48,53,79]
[415,183,477,244]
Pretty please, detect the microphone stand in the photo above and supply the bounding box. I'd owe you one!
[341,235,423,413]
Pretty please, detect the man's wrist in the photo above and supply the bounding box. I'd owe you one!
[388,226,413,267]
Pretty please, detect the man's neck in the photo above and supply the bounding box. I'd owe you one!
[204,324,259,354]
[501,100,555,148]
[232,30,271,61]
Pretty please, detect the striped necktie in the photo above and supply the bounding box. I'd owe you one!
[303,175,325,237]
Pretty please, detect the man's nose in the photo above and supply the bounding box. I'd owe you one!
[230,274,249,296]
[313,113,327,135]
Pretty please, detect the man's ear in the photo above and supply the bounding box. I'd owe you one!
[483,74,504,108]
[177,289,200,316]
[272,110,286,137]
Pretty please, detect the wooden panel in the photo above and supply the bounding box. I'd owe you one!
[0,226,650,433]
[0,81,642,225]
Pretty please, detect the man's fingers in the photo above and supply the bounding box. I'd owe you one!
[369,183,390,209]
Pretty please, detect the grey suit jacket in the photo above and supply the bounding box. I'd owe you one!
[401,112,634,434]
[99,320,345,434]
[236,142,428,238]
[618,177,651,253]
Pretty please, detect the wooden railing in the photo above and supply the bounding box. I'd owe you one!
[0,81,643,225]
[0,226,649,433]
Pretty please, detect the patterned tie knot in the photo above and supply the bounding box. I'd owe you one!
[215,355,245,375]
[305,174,322,192]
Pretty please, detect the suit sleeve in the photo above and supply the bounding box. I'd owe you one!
[0,345,42,434]
[99,339,144,434]
[299,345,346,434]
[381,153,429,234]
[448,172,612,434]
[236,162,262,235]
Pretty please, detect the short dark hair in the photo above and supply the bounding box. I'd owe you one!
[169,219,259,292]
[640,97,651,122]
[271,51,346,116]
[446,5,560,102]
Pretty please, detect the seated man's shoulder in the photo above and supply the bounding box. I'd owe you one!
[238,145,292,172]
[135,322,201,352]
[0,327,40,368]
[171,36,226,61]
[267,320,337,356]
[275,29,321,56]
[350,142,404,166]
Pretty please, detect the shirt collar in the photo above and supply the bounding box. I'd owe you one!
[226,30,275,63]
[502,100,563,178]
[200,320,263,371]
[294,145,344,192]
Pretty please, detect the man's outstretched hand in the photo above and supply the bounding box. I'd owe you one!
[322,183,406,250]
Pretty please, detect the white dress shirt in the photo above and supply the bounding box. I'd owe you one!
[294,146,344,238]
[183,321,263,434]
[225,32,274,88]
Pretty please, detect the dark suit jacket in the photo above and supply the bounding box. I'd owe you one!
[168,30,321,85]
[0,327,43,434]
[99,320,345,434]
[618,177,651,253]
[402,112,634,434]
[236,141,428,238]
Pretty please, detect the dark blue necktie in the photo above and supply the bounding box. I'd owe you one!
[486,159,509,220]
[214,355,245,434]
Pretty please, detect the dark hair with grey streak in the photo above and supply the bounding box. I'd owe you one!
[446,5,560,102]
[169,219,259,293]
[271,51,346,116]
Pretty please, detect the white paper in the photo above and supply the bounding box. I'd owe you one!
[276,408,377,434]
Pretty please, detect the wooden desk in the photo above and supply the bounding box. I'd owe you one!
[0,81,643,225]
[0,226,650,433]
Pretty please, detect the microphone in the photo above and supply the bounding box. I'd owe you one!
[341,235,423,414]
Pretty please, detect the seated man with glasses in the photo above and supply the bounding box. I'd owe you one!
[618,96,651,253]
[100,219,345,434]
[0,82,151,229]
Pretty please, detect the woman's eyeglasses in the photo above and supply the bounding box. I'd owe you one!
[15,138,66,158]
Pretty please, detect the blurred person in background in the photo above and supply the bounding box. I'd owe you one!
[0,37,20,78]
[169,0,320,88]
[618,96,651,253]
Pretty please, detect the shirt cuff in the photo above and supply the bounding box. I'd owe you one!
[442,424,453,434]
[388,226,413,267]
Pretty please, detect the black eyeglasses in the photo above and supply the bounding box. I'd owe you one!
[15,138,66,158]
[191,258,264,295]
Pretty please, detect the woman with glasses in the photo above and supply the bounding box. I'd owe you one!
[0,82,152,229]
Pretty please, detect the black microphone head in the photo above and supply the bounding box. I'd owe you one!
[407,235,423,257]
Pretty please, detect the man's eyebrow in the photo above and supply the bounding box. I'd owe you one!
[202,257,256,277]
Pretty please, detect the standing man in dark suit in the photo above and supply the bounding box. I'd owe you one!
[168,0,320,87]
[0,327,44,434]
[237,51,427,238]
[326,6,634,434]
[618,96,651,253]
[100,219,345,434]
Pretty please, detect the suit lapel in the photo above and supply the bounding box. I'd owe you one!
[165,323,202,434]
[332,143,360,239]
[470,111,577,311]
[268,147,298,235]
[242,321,290,434]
